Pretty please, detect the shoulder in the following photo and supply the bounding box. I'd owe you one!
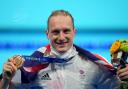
[75,45,114,69]
[93,54,113,70]
[31,45,50,57]
[74,45,115,73]
[37,46,47,54]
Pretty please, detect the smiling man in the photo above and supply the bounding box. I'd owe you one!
[47,12,75,53]
[0,10,128,89]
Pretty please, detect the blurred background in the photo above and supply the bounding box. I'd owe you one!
[0,0,128,73]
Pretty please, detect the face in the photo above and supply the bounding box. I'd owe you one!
[47,15,76,53]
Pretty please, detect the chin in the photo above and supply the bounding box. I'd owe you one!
[57,48,68,53]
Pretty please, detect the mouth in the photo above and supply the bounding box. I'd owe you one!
[55,42,68,46]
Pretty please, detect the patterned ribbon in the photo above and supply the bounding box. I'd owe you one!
[21,56,68,72]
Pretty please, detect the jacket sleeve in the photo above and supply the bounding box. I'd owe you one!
[97,65,120,89]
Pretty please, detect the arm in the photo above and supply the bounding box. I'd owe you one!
[0,55,24,89]
[0,77,10,89]
[97,66,120,89]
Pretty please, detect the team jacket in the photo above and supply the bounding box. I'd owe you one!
[0,44,120,89]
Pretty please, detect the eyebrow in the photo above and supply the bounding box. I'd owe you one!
[63,28,71,31]
[50,28,72,33]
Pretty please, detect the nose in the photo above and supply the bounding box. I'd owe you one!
[59,32,65,40]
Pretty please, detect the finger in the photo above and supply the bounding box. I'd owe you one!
[118,71,128,78]
[117,66,128,75]
[120,75,128,80]
[3,61,17,80]
[3,68,12,74]
[4,62,13,70]
[3,63,13,78]
[4,62,17,72]
[4,65,13,72]
[8,62,17,72]
[117,68,126,75]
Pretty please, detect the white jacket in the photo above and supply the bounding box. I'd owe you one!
[7,45,120,89]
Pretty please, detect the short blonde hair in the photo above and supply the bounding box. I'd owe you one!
[47,10,74,30]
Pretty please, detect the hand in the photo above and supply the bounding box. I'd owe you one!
[2,55,24,80]
[117,64,128,80]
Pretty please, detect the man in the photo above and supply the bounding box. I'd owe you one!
[0,10,128,89]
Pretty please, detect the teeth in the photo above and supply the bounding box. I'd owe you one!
[56,42,67,44]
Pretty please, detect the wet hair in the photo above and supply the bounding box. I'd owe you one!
[47,10,74,30]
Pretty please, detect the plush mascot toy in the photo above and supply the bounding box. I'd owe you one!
[110,40,128,89]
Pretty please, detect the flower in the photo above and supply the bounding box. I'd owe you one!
[110,40,121,54]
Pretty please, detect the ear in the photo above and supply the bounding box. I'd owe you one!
[74,29,76,35]
[46,30,49,39]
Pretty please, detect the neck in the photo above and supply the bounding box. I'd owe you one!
[50,45,77,59]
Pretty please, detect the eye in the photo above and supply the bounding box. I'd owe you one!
[51,29,60,35]
[63,29,71,34]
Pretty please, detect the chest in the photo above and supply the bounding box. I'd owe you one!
[30,60,99,89]
[13,57,100,89]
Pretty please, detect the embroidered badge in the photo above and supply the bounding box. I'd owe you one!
[79,70,85,79]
